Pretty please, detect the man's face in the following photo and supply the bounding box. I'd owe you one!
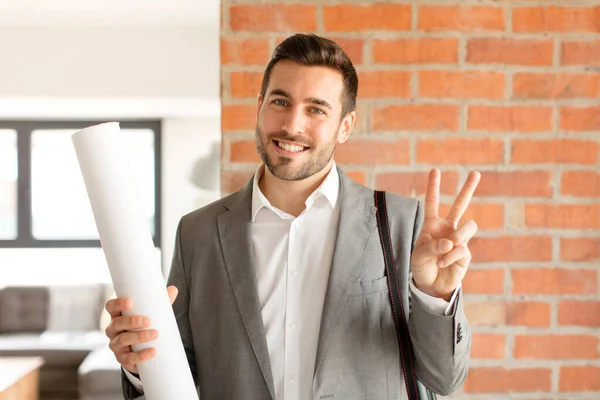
[255,60,355,181]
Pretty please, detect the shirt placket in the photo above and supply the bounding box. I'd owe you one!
[283,217,301,400]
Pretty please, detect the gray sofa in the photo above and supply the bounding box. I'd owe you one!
[0,285,123,400]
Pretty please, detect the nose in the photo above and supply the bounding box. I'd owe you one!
[281,106,306,135]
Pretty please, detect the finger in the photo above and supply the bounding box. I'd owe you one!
[449,220,478,246]
[437,245,471,269]
[167,286,179,305]
[411,238,453,268]
[110,330,159,352]
[105,297,133,319]
[117,347,156,371]
[105,315,151,339]
[446,171,481,227]
[424,168,441,219]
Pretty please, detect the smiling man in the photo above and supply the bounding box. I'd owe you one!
[105,33,479,400]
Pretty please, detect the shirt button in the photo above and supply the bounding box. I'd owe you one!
[290,379,295,384]
[293,271,298,276]
[290,324,296,330]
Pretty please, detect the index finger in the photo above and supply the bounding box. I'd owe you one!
[424,168,441,219]
[446,171,481,227]
[105,297,132,319]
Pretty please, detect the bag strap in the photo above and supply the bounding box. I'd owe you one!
[374,190,421,400]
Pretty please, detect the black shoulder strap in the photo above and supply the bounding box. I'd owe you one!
[374,190,421,400]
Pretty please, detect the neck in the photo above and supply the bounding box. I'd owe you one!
[259,160,334,217]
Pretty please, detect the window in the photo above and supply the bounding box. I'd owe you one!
[0,121,161,248]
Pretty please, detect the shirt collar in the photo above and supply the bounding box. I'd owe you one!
[251,161,340,222]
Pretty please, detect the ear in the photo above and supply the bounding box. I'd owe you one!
[337,111,356,144]
[256,94,263,122]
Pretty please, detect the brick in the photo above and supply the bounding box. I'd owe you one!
[562,171,600,197]
[476,170,553,198]
[470,236,552,262]
[418,5,505,32]
[507,302,551,327]
[373,38,459,64]
[417,138,504,165]
[221,170,254,194]
[562,41,600,66]
[464,368,551,393]
[513,73,600,99]
[439,203,504,231]
[515,335,599,359]
[465,301,550,327]
[468,105,553,133]
[512,268,598,295]
[525,203,600,229]
[344,170,366,186]
[374,171,459,197]
[512,139,599,165]
[230,5,317,32]
[221,105,256,131]
[467,38,553,66]
[559,301,600,327]
[230,72,262,99]
[472,334,505,359]
[371,104,459,132]
[462,268,505,294]
[327,38,365,65]
[335,139,409,165]
[465,301,506,326]
[229,140,260,163]
[561,237,600,262]
[419,70,505,99]
[513,6,600,33]
[560,366,600,391]
[221,38,270,65]
[323,4,411,32]
[560,106,600,132]
[357,71,411,98]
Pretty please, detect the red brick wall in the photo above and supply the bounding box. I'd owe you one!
[220,2,600,397]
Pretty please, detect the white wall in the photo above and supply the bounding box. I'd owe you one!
[0,26,218,97]
[0,25,221,284]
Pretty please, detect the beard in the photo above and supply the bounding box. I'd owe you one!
[255,125,337,181]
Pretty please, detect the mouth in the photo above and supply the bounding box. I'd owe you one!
[273,139,310,154]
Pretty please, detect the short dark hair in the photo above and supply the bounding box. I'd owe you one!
[259,33,358,118]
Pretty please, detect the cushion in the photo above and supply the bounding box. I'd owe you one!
[78,345,122,395]
[0,287,49,333]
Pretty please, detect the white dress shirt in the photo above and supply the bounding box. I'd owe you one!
[125,161,458,398]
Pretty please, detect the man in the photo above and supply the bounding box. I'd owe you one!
[105,33,479,400]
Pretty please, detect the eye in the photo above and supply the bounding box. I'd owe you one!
[272,99,288,106]
[309,107,325,115]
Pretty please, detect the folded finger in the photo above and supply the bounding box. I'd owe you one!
[412,239,453,268]
[105,297,132,319]
[111,330,159,351]
[437,245,471,269]
[450,220,478,246]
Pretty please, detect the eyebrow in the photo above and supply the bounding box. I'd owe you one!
[268,89,333,110]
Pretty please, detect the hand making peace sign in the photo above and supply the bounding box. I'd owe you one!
[410,168,481,301]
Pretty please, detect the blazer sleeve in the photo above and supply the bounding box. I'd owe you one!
[121,218,199,399]
[408,200,471,396]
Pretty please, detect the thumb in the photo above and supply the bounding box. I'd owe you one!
[411,239,453,268]
[167,285,179,305]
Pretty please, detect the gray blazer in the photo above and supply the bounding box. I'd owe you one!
[122,168,470,399]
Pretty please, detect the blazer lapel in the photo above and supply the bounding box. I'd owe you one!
[314,169,377,374]
[217,180,275,399]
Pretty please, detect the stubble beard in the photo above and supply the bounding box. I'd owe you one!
[255,125,337,181]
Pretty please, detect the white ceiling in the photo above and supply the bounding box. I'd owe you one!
[0,0,220,26]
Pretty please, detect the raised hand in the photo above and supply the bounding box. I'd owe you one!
[410,169,481,301]
[104,285,179,374]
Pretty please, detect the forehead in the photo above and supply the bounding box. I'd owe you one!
[267,60,345,106]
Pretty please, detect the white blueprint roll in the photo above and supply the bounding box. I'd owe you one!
[72,122,198,400]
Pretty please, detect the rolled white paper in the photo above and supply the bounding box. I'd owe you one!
[72,122,198,400]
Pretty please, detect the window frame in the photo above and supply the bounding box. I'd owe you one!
[0,120,162,249]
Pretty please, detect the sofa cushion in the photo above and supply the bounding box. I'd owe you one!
[0,287,49,333]
[0,331,108,366]
[78,345,122,395]
[47,284,109,332]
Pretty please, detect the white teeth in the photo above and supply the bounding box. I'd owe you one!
[277,141,306,153]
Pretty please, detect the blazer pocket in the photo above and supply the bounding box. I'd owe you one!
[347,276,390,310]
